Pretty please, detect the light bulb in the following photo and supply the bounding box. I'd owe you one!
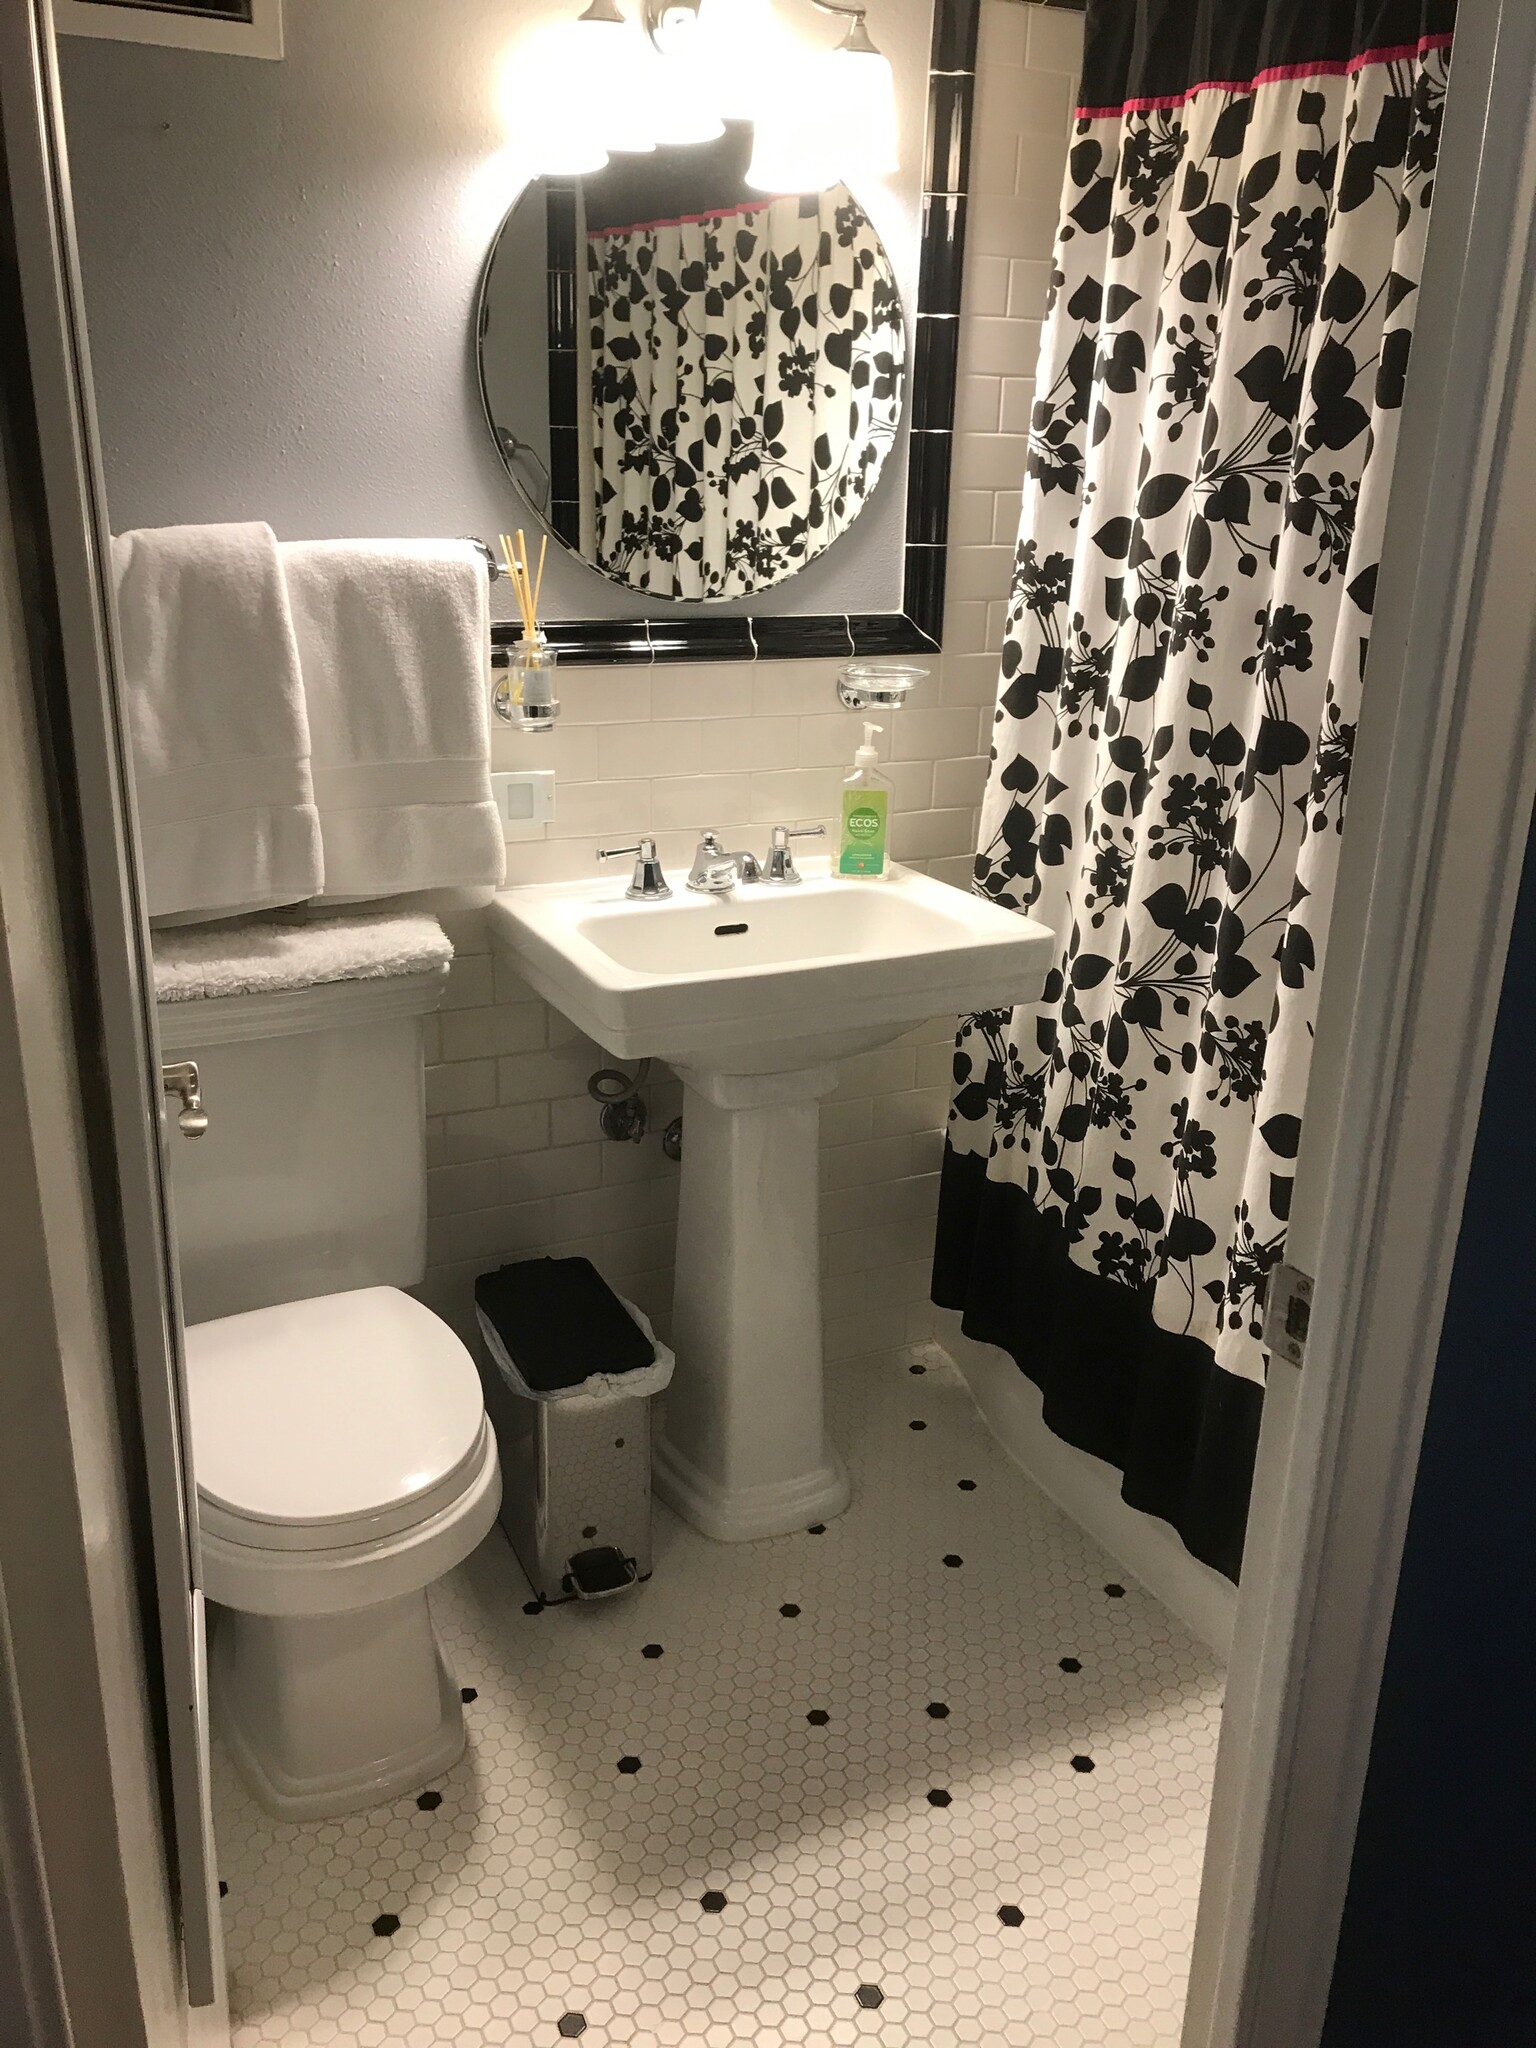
[501,26,611,175]
[698,0,783,124]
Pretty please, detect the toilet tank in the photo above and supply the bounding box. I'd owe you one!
[156,968,447,1325]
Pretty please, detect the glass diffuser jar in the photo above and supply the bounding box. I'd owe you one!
[494,632,560,731]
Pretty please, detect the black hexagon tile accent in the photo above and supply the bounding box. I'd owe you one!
[926,1701,950,1719]
[807,1708,830,1726]
[780,1602,801,1617]
[1060,1656,1082,1673]
[370,1912,400,1939]
[700,1890,727,1913]
[415,1790,442,1812]
[459,1686,477,1702]
[522,1599,543,1616]
[1105,1582,1126,1598]
[616,1755,642,1774]
[909,1418,927,1431]
[957,1477,977,1490]
[855,1984,884,2009]
[997,1904,1025,1928]
[807,1522,827,1534]
[943,1553,964,1568]
[1071,1754,1096,1773]
[908,1361,927,1374]
[927,1788,952,1807]
[641,1643,664,1659]
[217,1880,228,1898]
[557,2014,587,2039]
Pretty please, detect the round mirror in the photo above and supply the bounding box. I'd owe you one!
[477,126,906,602]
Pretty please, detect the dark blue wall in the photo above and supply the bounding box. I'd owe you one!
[1320,803,1536,2046]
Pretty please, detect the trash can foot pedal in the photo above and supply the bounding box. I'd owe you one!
[563,1546,639,1600]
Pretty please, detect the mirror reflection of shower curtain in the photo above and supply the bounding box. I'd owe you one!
[587,192,902,599]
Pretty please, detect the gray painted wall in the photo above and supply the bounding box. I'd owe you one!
[59,0,933,627]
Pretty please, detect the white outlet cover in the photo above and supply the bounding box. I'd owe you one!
[491,769,554,837]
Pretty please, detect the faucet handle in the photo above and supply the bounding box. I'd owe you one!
[763,822,826,886]
[598,834,672,902]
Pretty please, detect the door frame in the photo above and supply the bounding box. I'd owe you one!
[0,0,226,2029]
[1,0,1534,2042]
[1184,0,1536,2040]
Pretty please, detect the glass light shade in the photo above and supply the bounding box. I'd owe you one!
[826,43,898,178]
[584,14,661,154]
[647,17,728,146]
[696,0,779,123]
[502,27,611,175]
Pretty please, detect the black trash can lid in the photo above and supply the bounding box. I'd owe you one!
[474,1256,656,1393]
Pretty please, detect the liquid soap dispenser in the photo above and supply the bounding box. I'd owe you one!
[837,722,892,878]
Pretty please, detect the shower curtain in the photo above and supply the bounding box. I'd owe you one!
[586,191,903,599]
[932,0,1455,1578]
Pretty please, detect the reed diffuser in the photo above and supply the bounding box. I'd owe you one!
[494,528,560,730]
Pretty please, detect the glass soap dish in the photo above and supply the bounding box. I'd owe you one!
[493,634,561,731]
[837,662,930,711]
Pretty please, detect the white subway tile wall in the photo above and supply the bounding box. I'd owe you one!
[418,0,1083,1345]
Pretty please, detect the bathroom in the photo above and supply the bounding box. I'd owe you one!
[3,0,1532,2044]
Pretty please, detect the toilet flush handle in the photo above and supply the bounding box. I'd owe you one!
[161,1059,208,1138]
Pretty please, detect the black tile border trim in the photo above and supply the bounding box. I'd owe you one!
[487,0,984,668]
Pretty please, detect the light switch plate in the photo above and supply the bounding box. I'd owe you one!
[491,769,554,837]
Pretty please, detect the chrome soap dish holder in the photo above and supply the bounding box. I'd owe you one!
[837,661,930,711]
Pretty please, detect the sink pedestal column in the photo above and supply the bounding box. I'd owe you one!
[653,1064,851,1542]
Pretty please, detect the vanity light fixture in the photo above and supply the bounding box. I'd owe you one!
[513,0,898,190]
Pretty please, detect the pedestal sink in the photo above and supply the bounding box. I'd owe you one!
[488,860,1053,1541]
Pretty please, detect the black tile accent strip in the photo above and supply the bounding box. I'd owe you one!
[483,0,979,667]
[925,72,974,193]
[906,433,953,545]
[917,195,967,317]
[930,0,980,72]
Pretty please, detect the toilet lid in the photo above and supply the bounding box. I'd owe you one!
[186,1287,487,1546]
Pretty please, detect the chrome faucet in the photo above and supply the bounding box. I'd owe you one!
[597,834,672,901]
[763,823,826,885]
[687,831,762,895]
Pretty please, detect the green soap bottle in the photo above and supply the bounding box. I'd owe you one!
[837,722,892,878]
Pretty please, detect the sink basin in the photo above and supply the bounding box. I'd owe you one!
[489,860,1053,1545]
[487,859,1054,1074]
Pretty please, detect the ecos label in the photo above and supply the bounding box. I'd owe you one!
[837,787,889,875]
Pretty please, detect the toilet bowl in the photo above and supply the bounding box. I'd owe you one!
[156,933,499,1820]
[186,1286,500,1820]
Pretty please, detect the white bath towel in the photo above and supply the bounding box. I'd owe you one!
[112,522,323,921]
[151,907,453,1005]
[279,538,506,901]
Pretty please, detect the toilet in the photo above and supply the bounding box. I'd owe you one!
[156,930,500,1821]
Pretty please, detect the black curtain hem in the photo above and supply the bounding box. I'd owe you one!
[930,1142,1263,1582]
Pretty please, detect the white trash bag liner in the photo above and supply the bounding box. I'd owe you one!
[476,1293,675,1410]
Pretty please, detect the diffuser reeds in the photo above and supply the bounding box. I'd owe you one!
[499,528,547,642]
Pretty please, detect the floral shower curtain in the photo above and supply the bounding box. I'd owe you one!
[932,0,1455,1578]
[586,191,903,599]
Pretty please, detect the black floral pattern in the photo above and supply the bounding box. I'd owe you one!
[587,192,903,600]
[948,45,1450,1393]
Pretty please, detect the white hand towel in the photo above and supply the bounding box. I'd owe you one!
[280,538,506,900]
[112,522,323,921]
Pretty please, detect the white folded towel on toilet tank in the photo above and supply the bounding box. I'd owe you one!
[279,538,506,901]
[112,521,323,921]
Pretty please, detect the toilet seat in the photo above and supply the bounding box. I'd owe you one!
[187,1286,487,1549]
[186,1286,501,1617]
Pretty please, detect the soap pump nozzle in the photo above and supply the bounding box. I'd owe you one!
[855,722,884,770]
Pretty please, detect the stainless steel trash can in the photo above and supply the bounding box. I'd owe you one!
[474,1258,674,1605]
